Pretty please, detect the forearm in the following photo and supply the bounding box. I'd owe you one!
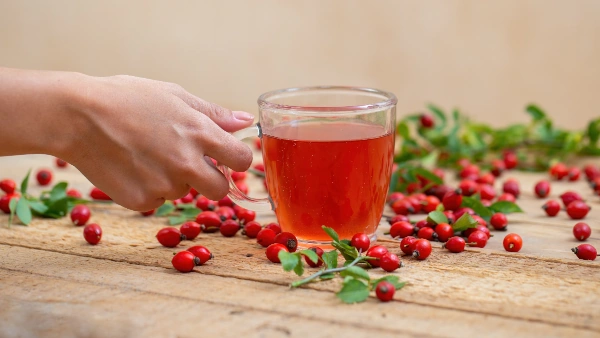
[0,67,89,158]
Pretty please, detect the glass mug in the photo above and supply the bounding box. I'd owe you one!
[218,86,396,245]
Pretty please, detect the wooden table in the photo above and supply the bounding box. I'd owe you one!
[0,154,599,338]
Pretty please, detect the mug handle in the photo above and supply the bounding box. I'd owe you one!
[218,124,273,212]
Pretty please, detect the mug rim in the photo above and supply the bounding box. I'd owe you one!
[257,86,397,114]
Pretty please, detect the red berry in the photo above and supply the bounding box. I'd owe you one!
[304,247,324,267]
[83,223,102,245]
[442,189,463,211]
[417,227,435,241]
[420,113,434,128]
[70,205,91,226]
[254,137,262,150]
[389,221,415,239]
[380,252,401,272]
[242,221,262,238]
[264,222,282,235]
[220,220,241,237]
[391,199,414,215]
[405,196,422,214]
[542,200,561,217]
[412,239,432,260]
[534,180,551,198]
[172,251,200,272]
[66,188,82,198]
[179,192,194,204]
[491,159,506,177]
[467,230,488,248]
[503,151,518,170]
[573,222,591,241]
[350,233,371,253]
[490,213,508,230]
[400,236,418,255]
[434,223,453,242]
[443,236,465,253]
[572,244,597,260]
[0,193,18,214]
[0,179,16,194]
[180,221,202,240]
[457,158,471,169]
[35,169,52,186]
[568,167,581,181]
[422,195,441,213]
[235,208,256,224]
[566,200,590,220]
[502,233,522,252]
[502,179,520,198]
[215,206,236,221]
[481,199,492,207]
[443,211,456,224]
[478,184,496,201]
[256,228,277,247]
[458,180,478,197]
[218,195,234,207]
[275,232,298,252]
[454,207,475,220]
[235,181,249,195]
[90,187,112,201]
[366,245,389,267]
[388,214,409,225]
[195,196,216,211]
[550,163,568,180]
[415,219,430,229]
[476,173,495,186]
[497,192,516,203]
[189,187,199,198]
[231,171,247,182]
[375,281,395,302]
[387,192,405,205]
[187,245,213,264]
[472,216,488,228]
[583,164,600,181]
[156,227,185,247]
[266,243,289,263]
[460,164,480,180]
[140,209,155,217]
[560,191,583,208]
[196,211,222,232]
[55,158,68,168]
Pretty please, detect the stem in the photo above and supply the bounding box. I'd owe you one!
[290,255,366,288]
[248,168,265,178]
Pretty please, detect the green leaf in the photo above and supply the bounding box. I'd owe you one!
[322,250,338,269]
[293,260,305,276]
[336,278,370,304]
[19,169,31,195]
[339,266,370,281]
[397,121,410,139]
[435,203,445,212]
[49,182,68,202]
[45,198,69,218]
[168,215,188,225]
[15,198,32,225]
[460,196,492,220]
[526,104,546,121]
[419,150,439,169]
[28,201,49,214]
[332,241,359,261]
[156,202,176,216]
[8,197,18,227]
[177,203,198,210]
[299,249,319,265]
[279,251,300,272]
[321,226,339,242]
[452,213,479,232]
[426,210,448,225]
[428,103,447,128]
[586,119,600,144]
[489,201,524,214]
[320,273,336,280]
[182,208,201,218]
[413,167,443,185]
[389,169,399,192]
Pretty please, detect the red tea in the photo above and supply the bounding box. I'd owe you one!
[262,122,394,242]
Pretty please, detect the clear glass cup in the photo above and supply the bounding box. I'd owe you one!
[219,86,396,245]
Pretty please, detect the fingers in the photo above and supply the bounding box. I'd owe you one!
[186,160,230,201]
[200,121,253,173]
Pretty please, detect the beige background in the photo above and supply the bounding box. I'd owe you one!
[1,0,599,128]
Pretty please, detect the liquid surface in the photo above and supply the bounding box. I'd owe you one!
[262,122,394,242]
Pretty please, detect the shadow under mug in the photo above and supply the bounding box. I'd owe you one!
[218,86,397,245]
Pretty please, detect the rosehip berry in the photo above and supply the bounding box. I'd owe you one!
[66,188,82,198]
[235,181,249,195]
[388,214,409,225]
[180,221,202,240]
[0,193,18,214]
[275,232,298,252]
[467,230,488,248]
[476,173,495,186]
[490,213,508,230]
[417,227,435,241]
[491,159,505,177]
[140,209,155,217]
[218,195,234,207]
[304,246,324,267]
[195,196,216,211]
[220,220,241,237]
[375,281,395,302]
[443,211,456,224]
[187,245,213,264]
[189,187,199,198]
[380,252,401,272]
[231,171,247,182]
[460,164,480,180]
[481,199,492,207]
[350,233,371,253]
[83,223,102,245]
[560,191,583,208]
[478,184,496,201]
[459,180,478,197]
[196,211,222,232]
[216,206,236,221]
[0,179,16,194]
[457,158,471,169]
[472,216,488,228]
[497,193,516,203]
[390,221,415,239]
[242,221,262,238]
[387,192,405,205]
[70,204,91,226]
[236,208,256,224]
[422,195,441,213]
[179,192,194,204]
[442,189,463,211]
[36,169,52,186]
[434,223,453,242]
[400,236,418,255]
[391,199,414,215]
[503,233,522,252]
[542,200,561,217]
[573,222,591,241]
[550,163,568,180]
[502,179,520,198]
[503,151,518,170]
[264,222,282,235]
[566,200,590,220]
[412,239,432,260]
[366,245,389,267]
[172,251,200,272]
[256,228,277,247]
[572,244,597,261]
[568,167,581,181]
[55,158,68,168]
[266,243,289,263]
[454,207,475,220]
[443,236,466,253]
[429,184,452,201]
[415,219,430,229]
[584,164,600,181]
[420,113,434,128]
[254,137,262,150]
[534,180,551,198]
[156,227,185,247]
[405,196,422,214]
[90,187,112,201]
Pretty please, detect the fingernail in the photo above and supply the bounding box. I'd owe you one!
[233,110,255,121]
